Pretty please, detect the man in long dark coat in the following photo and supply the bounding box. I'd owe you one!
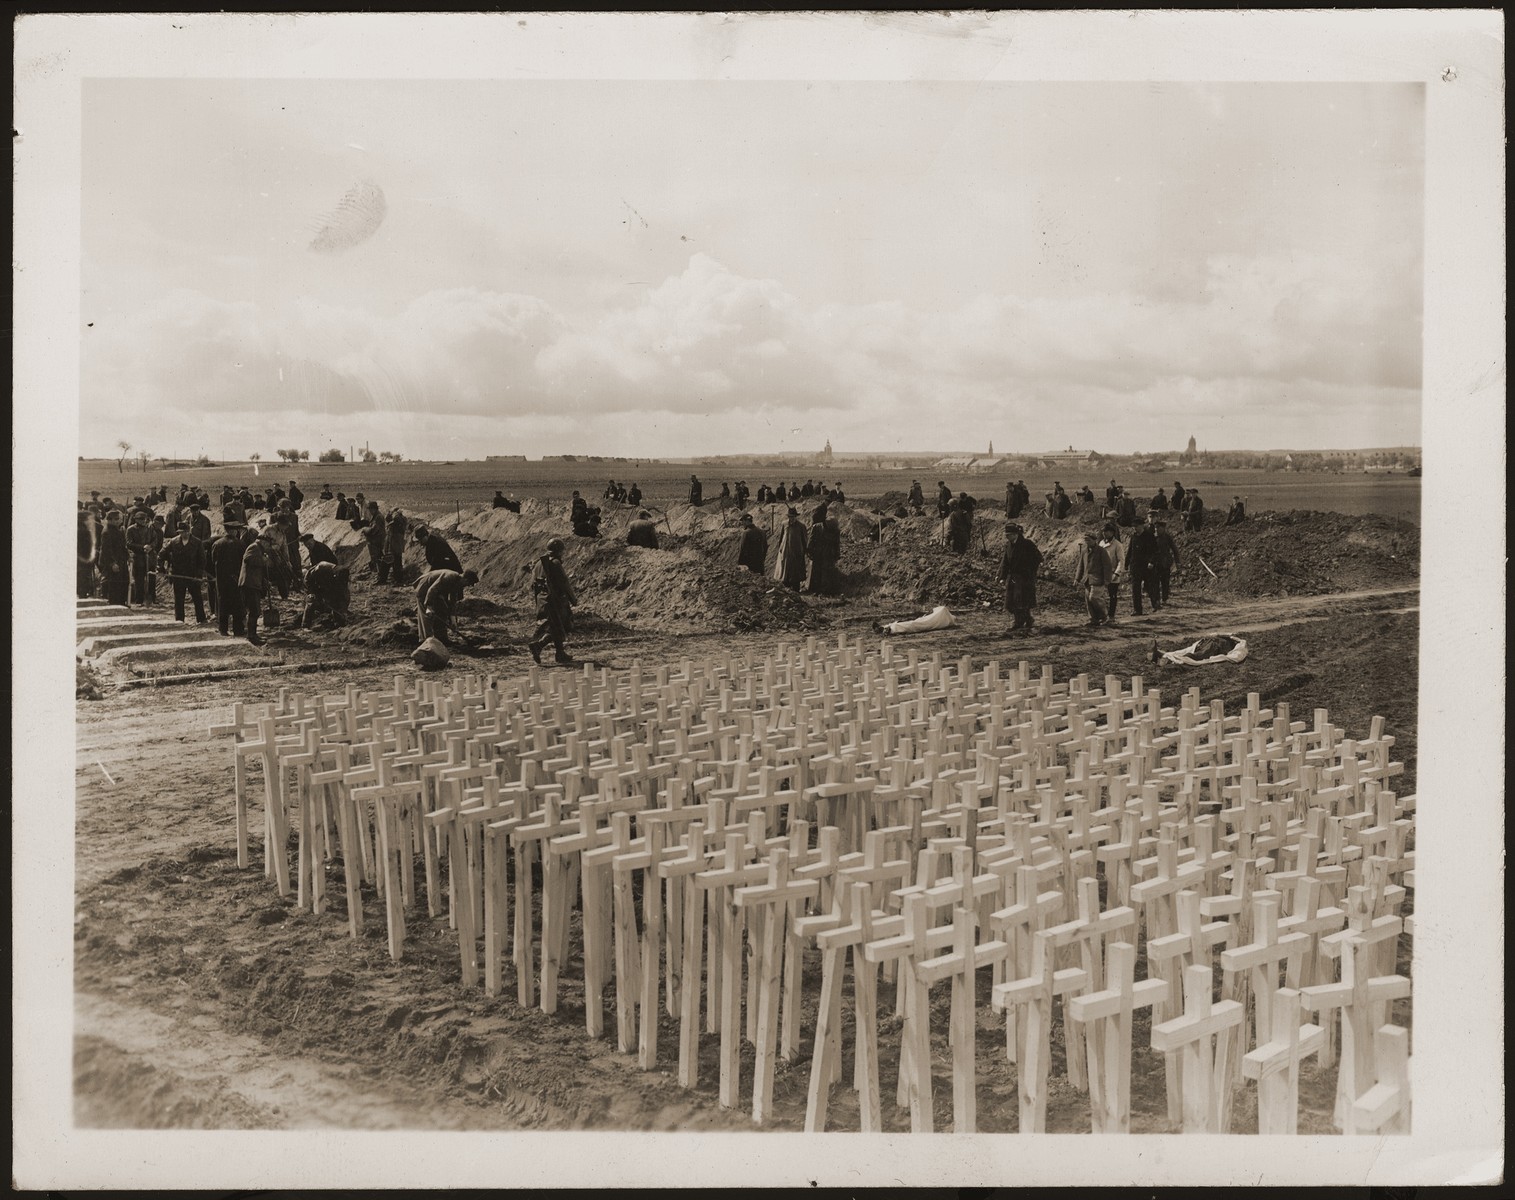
[211,524,250,636]
[945,498,973,553]
[998,523,1043,631]
[1185,489,1205,532]
[773,507,807,591]
[99,509,131,606]
[413,525,463,573]
[689,475,703,507]
[805,506,835,595]
[736,512,767,573]
[1126,516,1161,615]
[936,481,952,518]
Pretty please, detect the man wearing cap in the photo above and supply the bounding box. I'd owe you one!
[287,480,304,510]
[908,480,925,514]
[998,523,1044,632]
[99,509,131,606]
[1074,529,1113,627]
[1224,495,1246,526]
[211,523,250,636]
[300,532,338,569]
[626,510,659,549]
[936,481,952,519]
[319,483,334,500]
[413,524,463,573]
[159,521,208,623]
[626,482,642,508]
[238,528,287,645]
[1099,523,1127,624]
[126,510,155,606]
[736,511,768,573]
[358,501,387,579]
[689,475,703,507]
[527,540,576,664]
[1126,514,1161,615]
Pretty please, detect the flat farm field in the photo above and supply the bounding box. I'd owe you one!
[80,460,1420,523]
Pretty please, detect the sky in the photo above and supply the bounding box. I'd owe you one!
[80,79,1424,461]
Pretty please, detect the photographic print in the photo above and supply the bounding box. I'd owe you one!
[14,10,1504,1190]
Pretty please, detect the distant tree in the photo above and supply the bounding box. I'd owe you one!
[377,450,403,463]
[136,448,151,472]
[319,448,345,463]
[275,449,290,463]
[299,449,310,462]
[195,454,212,467]
[249,452,262,463]
[116,440,131,474]
[361,449,378,463]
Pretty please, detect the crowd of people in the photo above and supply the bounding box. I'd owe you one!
[78,469,1226,666]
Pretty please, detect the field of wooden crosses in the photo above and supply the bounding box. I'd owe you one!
[212,633,1414,1135]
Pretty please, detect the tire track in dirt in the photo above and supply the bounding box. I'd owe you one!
[75,991,456,1129]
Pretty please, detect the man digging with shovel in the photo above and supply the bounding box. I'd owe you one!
[415,567,478,646]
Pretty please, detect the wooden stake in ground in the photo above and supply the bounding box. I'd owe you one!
[1150,963,1244,1133]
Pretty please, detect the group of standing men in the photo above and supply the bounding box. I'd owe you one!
[771,504,843,595]
[1073,513,1182,627]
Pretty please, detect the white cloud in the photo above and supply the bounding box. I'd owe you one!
[82,248,1419,456]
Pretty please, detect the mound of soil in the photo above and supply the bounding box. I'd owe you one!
[176,494,1419,648]
[1173,510,1420,598]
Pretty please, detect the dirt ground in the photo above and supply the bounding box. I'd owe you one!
[75,492,1419,1133]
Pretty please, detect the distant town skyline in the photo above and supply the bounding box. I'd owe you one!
[81,79,1423,461]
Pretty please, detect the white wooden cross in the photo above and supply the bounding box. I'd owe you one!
[734,846,819,1124]
[1240,986,1326,1134]
[1349,1023,1411,1134]
[1066,940,1167,1132]
[915,902,1011,1132]
[992,925,1090,1133]
[1149,963,1245,1133]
